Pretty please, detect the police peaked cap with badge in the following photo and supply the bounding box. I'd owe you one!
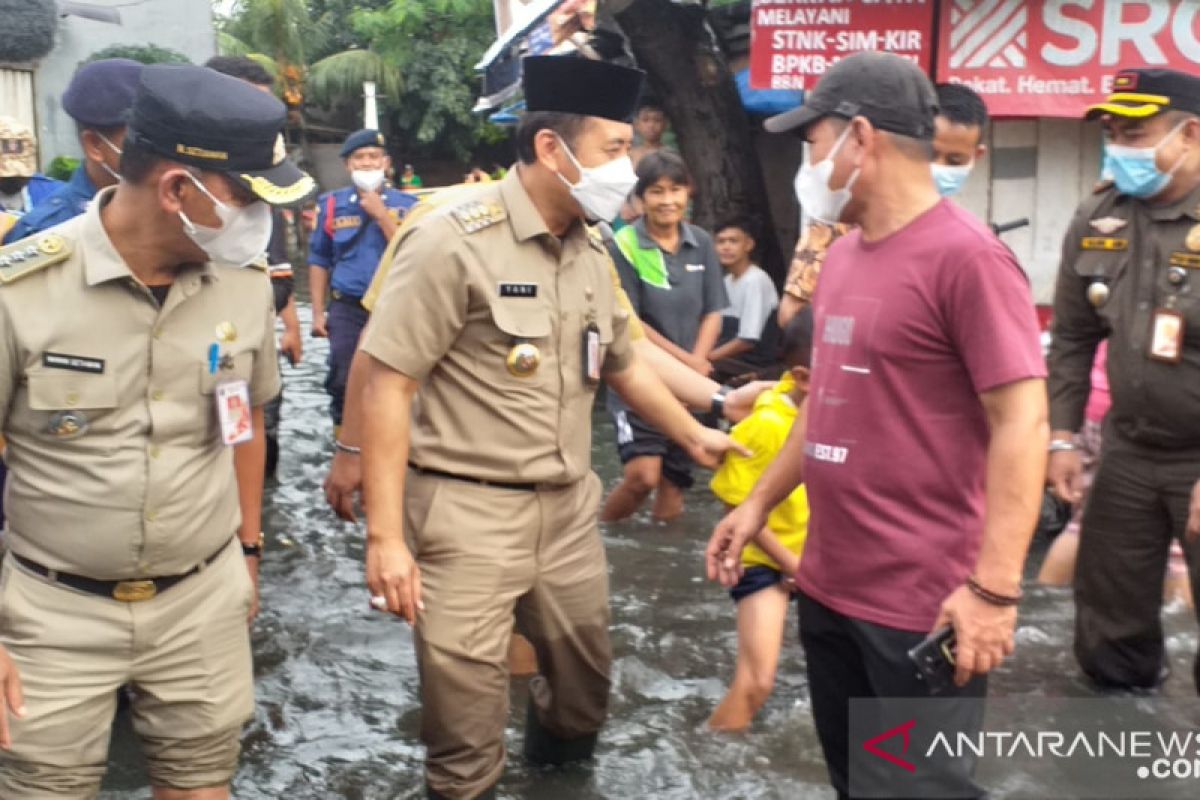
[763,51,938,140]
[62,58,143,129]
[340,129,386,158]
[125,64,316,206]
[522,55,646,122]
[1086,69,1200,120]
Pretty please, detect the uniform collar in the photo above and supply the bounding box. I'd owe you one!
[82,186,217,286]
[500,167,550,242]
[1137,180,1200,221]
[69,165,97,197]
[633,216,697,251]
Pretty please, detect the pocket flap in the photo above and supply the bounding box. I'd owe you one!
[199,352,255,395]
[489,298,552,339]
[27,373,118,411]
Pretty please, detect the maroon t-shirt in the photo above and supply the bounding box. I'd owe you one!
[798,200,1045,632]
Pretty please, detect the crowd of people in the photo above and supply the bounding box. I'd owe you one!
[0,44,1197,800]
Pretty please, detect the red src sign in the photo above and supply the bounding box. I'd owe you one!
[938,0,1200,118]
[750,0,936,91]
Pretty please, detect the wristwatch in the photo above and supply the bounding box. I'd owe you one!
[1048,440,1077,453]
[241,531,265,559]
[710,385,732,419]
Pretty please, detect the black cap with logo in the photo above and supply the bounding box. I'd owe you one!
[1086,68,1200,119]
[126,64,316,205]
[522,55,646,123]
[765,52,938,140]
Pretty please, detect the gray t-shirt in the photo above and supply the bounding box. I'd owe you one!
[608,218,728,351]
[722,264,778,342]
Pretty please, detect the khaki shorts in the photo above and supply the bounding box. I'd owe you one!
[0,538,255,797]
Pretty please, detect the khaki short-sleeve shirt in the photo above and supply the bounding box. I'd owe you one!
[360,169,633,485]
[0,191,280,579]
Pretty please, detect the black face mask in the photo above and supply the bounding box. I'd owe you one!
[0,177,28,195]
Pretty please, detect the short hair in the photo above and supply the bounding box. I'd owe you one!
[780,307,814,369]
[634,150,689,197]
[119,134,163,184]
[637,103,664,117]
[514,111,589,165]
[714,216,758,241]
[204,55,273,87]
[935,83,989,131]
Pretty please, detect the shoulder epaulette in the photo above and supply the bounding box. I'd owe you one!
[448,199,506,234]
[0,233,72,284]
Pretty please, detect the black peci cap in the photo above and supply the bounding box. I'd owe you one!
[340,129,386,158]
[522,55,645,122]
[765,52,938,140]
[62,58,143,129]
[126,64,315,206]
[1086,68,1200,119]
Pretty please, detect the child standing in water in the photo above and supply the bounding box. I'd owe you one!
[708,310,813,731]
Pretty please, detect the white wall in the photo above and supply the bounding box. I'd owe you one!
[33,1,216,166]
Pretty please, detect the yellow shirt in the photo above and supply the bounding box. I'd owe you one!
[710,373,809,571]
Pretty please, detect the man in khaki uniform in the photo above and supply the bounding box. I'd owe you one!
[0,65,314,797]
[359,56,741,799]
[1047,69,1200,692]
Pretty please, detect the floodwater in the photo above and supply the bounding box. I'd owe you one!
[99,301,1198,799]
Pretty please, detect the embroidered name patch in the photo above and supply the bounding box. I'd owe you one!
[42,352,105,374]
[332,216,362,230]
[685,263,706,272]
[499,282,538,298]
[1080,237,1128,252]
[1168,251,1200,269]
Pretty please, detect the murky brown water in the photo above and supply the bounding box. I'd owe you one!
[97,301,1198,799]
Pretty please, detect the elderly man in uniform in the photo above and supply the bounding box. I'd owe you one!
[0,64,314,797]
[4,58,143,243]
[1048,69,1200,692]
[359,56,743,799]
[308,128,416,429]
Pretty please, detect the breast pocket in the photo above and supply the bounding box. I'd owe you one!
[487,297,553,386]
[1071,250,1129,325]
[198,351,255,395]
[26,372,119,440]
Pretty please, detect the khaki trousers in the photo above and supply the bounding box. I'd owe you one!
[405,469,611,799]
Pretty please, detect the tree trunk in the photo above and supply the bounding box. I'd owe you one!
[614,0,784,279]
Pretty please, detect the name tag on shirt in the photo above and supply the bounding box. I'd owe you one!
[42,352,104,374]
[499,282,538,298]
[216,380,254,446]
[332,216,362,230]
[685,263,706,272]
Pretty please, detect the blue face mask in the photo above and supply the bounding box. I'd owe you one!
[1103,121,1186,198]
[931,163,973,197]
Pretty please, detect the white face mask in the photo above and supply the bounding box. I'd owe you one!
[555,136,638,223]
[96,132,123,183]
[177,173,273,267]
[351,169,386,193]
[794,125,859,224]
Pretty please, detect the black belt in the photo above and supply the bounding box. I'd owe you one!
[11,540,230,603]
[408,463,537,492]
[330,290,365,307]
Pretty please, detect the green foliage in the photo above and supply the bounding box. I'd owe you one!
[221,0,325,64]
[307,49,402,108]
[354,0,501,160]
[46,156,79,183]
[86,43,191,65]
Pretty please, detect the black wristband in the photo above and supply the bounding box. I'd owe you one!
[710,385,732,418]
[966,575,1021,607]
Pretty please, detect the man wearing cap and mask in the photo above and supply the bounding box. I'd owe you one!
[0,64,314,797]
[1047,69,1200,693]
[706,52,1047,798]
[0,117,59,231]
[308,128,416,429]
[360,55,743,799]
[4,58,143,244]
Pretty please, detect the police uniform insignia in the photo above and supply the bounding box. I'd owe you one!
[1088,217,1127,235]
[1169,251,1200,270]
[1186,224,1200,252]
[48,410,88,438]
[1080,237,1128,252]
[1087,280,1110,308]
[0,234,72,284]
[272,134,287,166]
[216,321,238,343]
[449,200,506,234]
[506,342,541,377]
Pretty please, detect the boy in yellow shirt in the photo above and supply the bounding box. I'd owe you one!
[707,309,813,731]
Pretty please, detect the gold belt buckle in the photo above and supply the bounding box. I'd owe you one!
[113,580,157,602]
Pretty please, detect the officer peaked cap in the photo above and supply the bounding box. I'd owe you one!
[62,58,143,129]
[522,56,645,123]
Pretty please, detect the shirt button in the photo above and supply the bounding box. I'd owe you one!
[1139,301,1150,311]
[153,327,164,340]
[148,445,160,459]
[151,389,164,401]
[145,510,157,522]
[64,392,79,407]
[138,561,150,572]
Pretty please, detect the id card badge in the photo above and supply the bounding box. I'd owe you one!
[583,321,601,385]
[1148,307,1185,363]
[216,380,254,445]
